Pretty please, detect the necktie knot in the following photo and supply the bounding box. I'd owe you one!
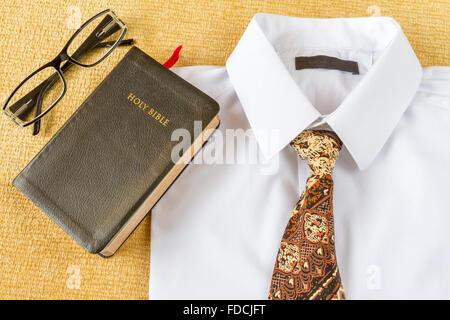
[290,130,342,176]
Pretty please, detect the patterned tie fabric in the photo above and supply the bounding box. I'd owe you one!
[269,130,345,300]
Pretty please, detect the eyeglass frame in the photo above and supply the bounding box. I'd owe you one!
[2,9,132,135]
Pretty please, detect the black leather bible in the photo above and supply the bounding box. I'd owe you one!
[13,46,220,257]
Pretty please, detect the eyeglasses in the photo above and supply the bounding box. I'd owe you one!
[2,9,134,135]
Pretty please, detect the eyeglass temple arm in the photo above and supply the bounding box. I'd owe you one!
[7,79,52,120]
[30,18,132,134]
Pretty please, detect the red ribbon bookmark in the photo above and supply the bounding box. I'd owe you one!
[163,45,183,68]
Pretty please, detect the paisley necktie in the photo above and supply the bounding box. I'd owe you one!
[269,130,345,300]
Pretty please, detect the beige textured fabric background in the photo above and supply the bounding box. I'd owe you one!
[0,0,448,300]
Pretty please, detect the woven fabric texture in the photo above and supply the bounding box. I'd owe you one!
[0,0,448,299]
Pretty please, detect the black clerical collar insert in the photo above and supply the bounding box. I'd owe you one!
[295,55,360,75]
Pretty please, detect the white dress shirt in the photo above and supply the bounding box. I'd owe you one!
[149,14,450,299]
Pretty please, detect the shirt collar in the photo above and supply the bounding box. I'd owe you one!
[226,13,422,170]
